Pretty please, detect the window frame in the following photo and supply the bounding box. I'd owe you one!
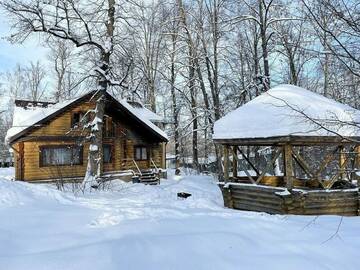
[39,144,84,167]
[103,144,114,164]
[134,145,148,161]
[71,111,88,128]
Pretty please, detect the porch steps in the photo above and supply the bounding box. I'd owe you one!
[138,170,160,185]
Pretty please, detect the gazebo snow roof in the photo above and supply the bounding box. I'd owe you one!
[213,84,360,145]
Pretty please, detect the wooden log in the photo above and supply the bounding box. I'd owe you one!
[305,191,359,200]
[232,201,284,214]
[218,184,233,208]
[224,145,229,182]
[284,144,294,190]
[305,201,358,209]
[229,184,285,193]
[231,194,282,205]
[339,145,346,181]
[232,146,238,178]
[355,145,360,186]
[302,207,358,216]
[231,188,283,199]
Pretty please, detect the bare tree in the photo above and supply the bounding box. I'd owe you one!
[48,39,81,101]
[25,61,47,101]
[1,0,119,187]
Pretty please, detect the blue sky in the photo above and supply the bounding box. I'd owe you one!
[0,17,48,73]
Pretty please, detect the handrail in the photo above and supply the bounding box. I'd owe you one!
[150,158,159,173]
[132,159,142,176]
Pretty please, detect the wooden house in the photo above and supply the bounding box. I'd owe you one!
[6,91,168,184]
[214,84,360,216]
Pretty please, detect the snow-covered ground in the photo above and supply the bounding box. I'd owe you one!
[0,168,359,270]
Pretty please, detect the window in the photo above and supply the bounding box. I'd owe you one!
[40,145,83,167]
[103,144,113,163]
[71,112,88,128]
[103,117,116,137]
[134,146,147,160]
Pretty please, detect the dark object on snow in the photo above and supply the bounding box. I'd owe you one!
[132,176,140,183]
[177,192,192,199]
[91,184,99,189]
[175,168,181,175]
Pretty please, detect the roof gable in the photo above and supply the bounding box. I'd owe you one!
[6,91,168,144]
[213,84,360,140]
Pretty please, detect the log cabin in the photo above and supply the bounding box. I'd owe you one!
[6,91,168,184]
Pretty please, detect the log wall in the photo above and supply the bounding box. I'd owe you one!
[12,101,166,181]
[219,183,359,216]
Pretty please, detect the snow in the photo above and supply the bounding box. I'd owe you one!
[214,84,360,140]
[5,96,82,143]
[0,167,360,269]
[89,144,99,152]
[126,100,164,123]
[119,97,168,140]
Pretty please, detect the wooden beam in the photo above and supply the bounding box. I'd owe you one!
[339,146,346,181]
[326,154,351,189]
[19,142,24,181]
[213,135,360,146]
[224,145,230,182]
[231,147,256,184]
[237,147,260,176]
[291,150,314,179]
[284,144,294,190]
[232,146,238,178]
[314,147,339,181]
[356,146,360,187]
[256,148,281,184]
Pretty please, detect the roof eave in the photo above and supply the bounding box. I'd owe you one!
[213,135,360,146]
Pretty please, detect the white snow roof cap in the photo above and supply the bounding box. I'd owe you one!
[126,100,164,123]
[117,98,168,141]
[6,96,82,143]
[213,84,360,141]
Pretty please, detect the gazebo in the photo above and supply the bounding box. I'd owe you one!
[214,85,360,216]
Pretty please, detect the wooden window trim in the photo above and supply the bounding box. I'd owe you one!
[39,144,84,167]
[134,145,149,161]
[103,116,116,138]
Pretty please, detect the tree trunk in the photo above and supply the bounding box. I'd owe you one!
[83,0,115,188]
[170,31,180,169]
[189,57,199,172]
[259,0,270,91]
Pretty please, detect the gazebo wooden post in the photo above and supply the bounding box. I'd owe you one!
[339,145,346,181]
[355,145,360,186]
[232,146,238,178]
[223,145,230,182]
[284,144,294,190]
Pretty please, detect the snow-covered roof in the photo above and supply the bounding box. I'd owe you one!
[6,96,81,143]
[126,100,164,123]
[117,98,167,140]
[6,91,168,143]
[213,84,360,140]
